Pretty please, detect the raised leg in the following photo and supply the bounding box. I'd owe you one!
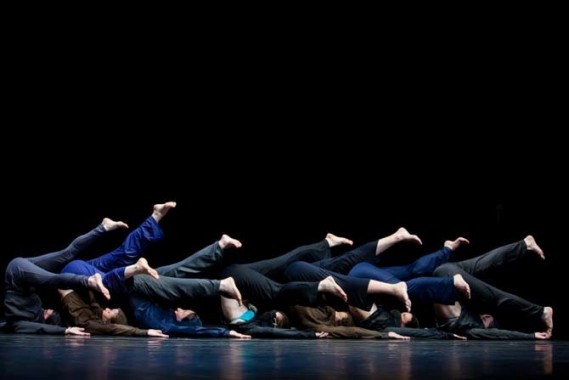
[157,238,237,278]
[5,257,109,298]
[28,225,107,272]
[86,216,164,271]
[243,239,331,280]
[314,227,422,274]
[285,261,409,311]
[131,275,222,305]
[434,263,545,330]
[453,237,539,277]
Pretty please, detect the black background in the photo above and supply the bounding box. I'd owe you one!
[2,126,566,339]
[2,26,566,338]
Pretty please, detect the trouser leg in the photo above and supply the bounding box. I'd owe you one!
[313,240,377,274]
[243,240,331,281]
[349,262,401,284]
[284,261,372,310]
[87,217,164,271]
[6,258,89,290]
[434,263,543,328]
[221,264,320,310]
[157,242,224,277]
[28,225,106,272]
[453,241,527,277]
[131,275,221,304]
[380,247,453,280]
[406,277,455,304]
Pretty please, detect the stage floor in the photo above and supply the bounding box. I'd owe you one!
[1,335,568,379]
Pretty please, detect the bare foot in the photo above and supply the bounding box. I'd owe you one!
[318,276,348,302]
[525,235,545,260]
[135,258,159,280]
[394,228,422,246]
[542,306,553,333]
[387,331,411,340]
[219,277,242,306]
[453,274,471,299]
[445,237,470,251]
[102,218,129,232]
[228,330,252,339]
[174,308,196,322]
[88,273,110,300]
[394,282,412,312]
[325,233,354,247]
[152,201,177,222]
[219,234,242,250]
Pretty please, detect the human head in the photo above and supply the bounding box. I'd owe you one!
[400,312,419,328]
[334,311,354,327]
[275,311,289,328]
[43,309,62,326]
[480,314,496,328]
[258,310,290,328]
[101,307,128,325]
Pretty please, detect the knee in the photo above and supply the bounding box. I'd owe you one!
[348,262,370,277]
[283,261,312,276]
[286,261,306,272]
[6,258,27,274]
[8,257,26,267]
[283,262,301,279]
[220,264,241,278]
[433,263,458,277]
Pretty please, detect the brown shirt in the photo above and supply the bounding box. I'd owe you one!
[61,290,148,336]
[289,305,390,339]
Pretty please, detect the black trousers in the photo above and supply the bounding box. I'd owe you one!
[433,240,543,331]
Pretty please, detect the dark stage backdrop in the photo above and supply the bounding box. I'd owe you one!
[2,138,566,339]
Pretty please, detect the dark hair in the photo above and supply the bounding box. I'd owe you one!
[111,309,128,325]
[258,310,290,328]
[45,311,62,326]
[405,315,420,329]
[277,311,290,329]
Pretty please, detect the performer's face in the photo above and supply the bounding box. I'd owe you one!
[480,314,495,328]
[259,310,288,328]
[400,312,414,327]
[334,311,352,326]
[102,308,119,323]
[43,309,54,321]
[274,311,287,327]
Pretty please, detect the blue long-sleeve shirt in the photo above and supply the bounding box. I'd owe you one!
[129,296,230,337]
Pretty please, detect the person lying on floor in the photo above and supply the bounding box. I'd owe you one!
[432,235,553,340]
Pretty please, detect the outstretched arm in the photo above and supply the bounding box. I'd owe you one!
[146,329,168,338]
[290,305,408,340]
[61,290,159,337]
[467,328,547,340]
[228,330,252,339]
[385,327,466,340]
[11,320,67,334]
[65,327,90,336]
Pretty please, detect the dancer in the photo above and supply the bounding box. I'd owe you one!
[433,235,553,340]
[3,219,122,334]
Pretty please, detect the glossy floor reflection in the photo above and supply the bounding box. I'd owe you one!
[1,336,568,379]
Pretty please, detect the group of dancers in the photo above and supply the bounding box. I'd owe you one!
[2,202,553,340]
